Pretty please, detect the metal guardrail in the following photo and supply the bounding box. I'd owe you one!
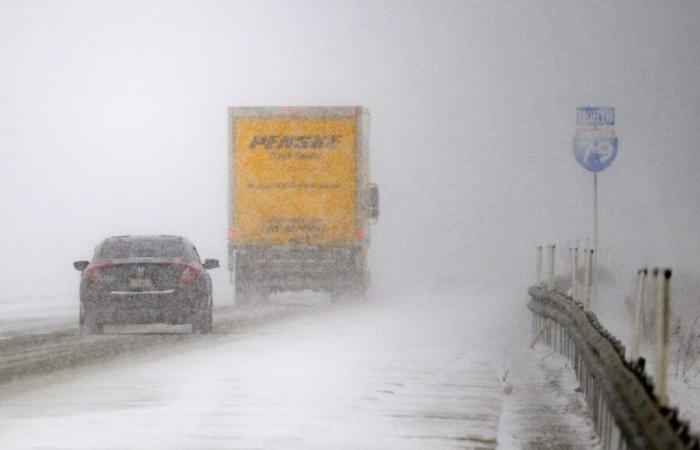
[529,284,700,450]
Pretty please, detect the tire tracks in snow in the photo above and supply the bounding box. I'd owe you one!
[0,299,337,385]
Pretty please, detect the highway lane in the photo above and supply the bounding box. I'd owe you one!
[0,293,503,449]
[0,294,336,384]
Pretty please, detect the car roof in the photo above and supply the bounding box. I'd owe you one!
[98,235,194,251]
[103,235,186,243]
[94,235,196,259]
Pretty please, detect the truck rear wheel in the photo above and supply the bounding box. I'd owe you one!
[234,252,269,305]
[235,278,251,305]
[235,277,268,305]
[358,269,370,299]
[236,280,268,305]
[234,253,251,305]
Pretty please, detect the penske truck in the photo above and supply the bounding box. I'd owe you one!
[227,107,379,302]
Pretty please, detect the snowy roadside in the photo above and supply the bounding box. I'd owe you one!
[592,281,700,431]
[0,296,76,338]
[497,347,601,450]
[492,289,601,449]
[0,286,612,449]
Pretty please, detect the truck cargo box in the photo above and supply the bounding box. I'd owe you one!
[228,107,378,300]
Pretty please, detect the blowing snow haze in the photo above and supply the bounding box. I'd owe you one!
[1,1,700,302]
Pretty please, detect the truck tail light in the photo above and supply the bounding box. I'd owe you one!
[179,265,199,284]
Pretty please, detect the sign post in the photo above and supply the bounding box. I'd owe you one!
[594,172,598,261]
[573,106,618,262]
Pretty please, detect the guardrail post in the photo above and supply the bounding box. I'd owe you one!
[652,268,661,398]
[586,249,595,311]
[657,269,672,406]
[573,247,579,302]
[530,314,556,349]
[570,246,576,297]
[536,245,543,283]
[583,249,590,308]
[631,268,647,361]
[529,279,700,448]
[547,244,556,290]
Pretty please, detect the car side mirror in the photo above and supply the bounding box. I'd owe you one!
[203,259,220,270]
[73,261,89,271]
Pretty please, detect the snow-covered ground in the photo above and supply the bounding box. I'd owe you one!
[589,279,700,431]
[0,296,76,338]
[0,289,599,449]
[498,347,601,450]
[495,289,602,449]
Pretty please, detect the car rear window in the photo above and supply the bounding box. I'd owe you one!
[99,240,185,259]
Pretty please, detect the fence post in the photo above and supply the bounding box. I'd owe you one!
[547,245,556,290]
[652,268,661,394]
[536,245,543,283]
[585,249,594,311]
[568,246,573,297]
[573,247,579,303]
[631,268,647,361]
[657,269,672,406]
[528,273,698,448]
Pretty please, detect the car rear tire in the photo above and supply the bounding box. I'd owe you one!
[192,317,212,334]
[81,322,104,335]
[193,321,212,334]
[192,300,213,334]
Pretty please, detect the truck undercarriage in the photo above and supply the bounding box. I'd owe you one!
[233,245,368,302]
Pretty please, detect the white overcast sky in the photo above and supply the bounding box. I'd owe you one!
[1,1,699,301]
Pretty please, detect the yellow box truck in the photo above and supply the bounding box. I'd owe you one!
[228,107,379,301]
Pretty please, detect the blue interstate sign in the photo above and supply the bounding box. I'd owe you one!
[576,107,615,126]
[573,137,618,172]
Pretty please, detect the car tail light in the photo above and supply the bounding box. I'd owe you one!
[84,261,113,284]
[179,265,199,284]
[355,229,364,238]
[190,295,206,309]
[84,266,103,283]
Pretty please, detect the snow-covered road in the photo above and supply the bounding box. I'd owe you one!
[0,293,505,449]
[0,290,605,449]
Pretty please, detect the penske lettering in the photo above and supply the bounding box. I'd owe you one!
[249,135,341,150]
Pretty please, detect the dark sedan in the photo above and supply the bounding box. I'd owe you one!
[73,235,219,334]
